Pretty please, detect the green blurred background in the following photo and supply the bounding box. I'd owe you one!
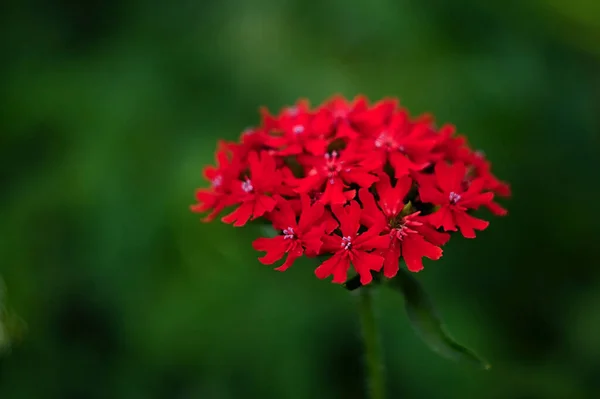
[1,0,600,398]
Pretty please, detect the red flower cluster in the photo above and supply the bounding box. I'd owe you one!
[191,95,510,285]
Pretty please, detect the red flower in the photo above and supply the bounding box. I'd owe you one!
[419,162,494,238]
[436,124,511,208]
[435,124,472,164]
[311,95,369,139]
[315,201,389,285]
[261,100,332,156]
[253,195,328,270]
[224,126,275,164]
[289,192,340,235]
[191,143,240,221]
[361,109,438,178]
[221,151,283,227]
[467,150,511,198]
[351,97,399,135]
[386,213,444,274]
[295,148,380,205]
[463,166,509,218]
[359,174,448,277]
[260,99,311,132]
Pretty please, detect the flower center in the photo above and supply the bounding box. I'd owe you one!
[212,175,223,188]
[389,214,423,241]
[341,236,352,250]
[283,227,295,240]
[391,226,409,241]
[374,131,399,150]
[449,191,461,204]
[292,125,304,135]
[323,151,343,184]
[241,178,254,193]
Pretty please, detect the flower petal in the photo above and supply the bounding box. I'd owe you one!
[401,234,443,272]
[435,162,465,193]
[358,188,386,228]
[295,174,326,194]
[413,220,450,246]
[221,202,254,227]
[351,250,384,285]
[485,201,508,216]
[252,236,290,265]
[274,245,304,271]
[382,245,401,278]
[376,174,412,217]
[315,252,350,284]
[304,138,329,156]
[460,192,494,210]
[454,212,489,238]
[253,195,277,219]
[389,152,427,178]
[298,195,325,232]
[321,234,343,253]
[269,198,298,230]
[320,179,350,205]
[356,231,390,250]
[342,170,379,187]
[331,201,362,237]
[300,226,325,255]
[418,184,446,204]
[428,206,456,231]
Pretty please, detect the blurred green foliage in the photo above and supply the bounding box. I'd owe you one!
[1,0,599,398]
[0,279,26,354]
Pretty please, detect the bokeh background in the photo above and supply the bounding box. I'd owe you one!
[1,0,600,398]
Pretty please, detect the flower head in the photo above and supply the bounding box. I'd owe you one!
[191,95,510,285]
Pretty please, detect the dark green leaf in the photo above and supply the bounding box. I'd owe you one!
[388,269,491,370]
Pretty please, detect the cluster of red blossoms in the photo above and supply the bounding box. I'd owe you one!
[191,95,510,286]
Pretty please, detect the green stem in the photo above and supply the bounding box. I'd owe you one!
[358,286,385,399]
